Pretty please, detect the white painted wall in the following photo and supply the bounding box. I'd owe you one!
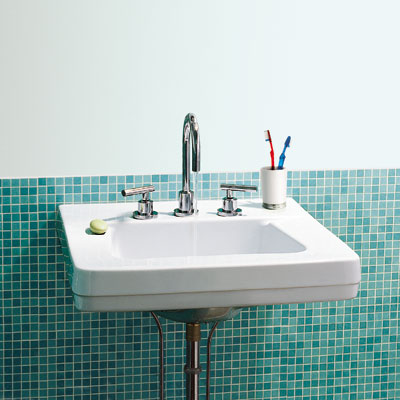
[1,0,399,177]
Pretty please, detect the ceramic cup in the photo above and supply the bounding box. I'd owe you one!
[260,167,287,209]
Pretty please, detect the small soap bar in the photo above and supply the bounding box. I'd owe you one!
[89,219,108,235]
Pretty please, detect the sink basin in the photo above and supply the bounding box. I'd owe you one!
[57,198,361,312]
[112,217,305,259]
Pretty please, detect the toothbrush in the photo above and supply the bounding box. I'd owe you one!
[278,136,291,169]
[264,130,275,169]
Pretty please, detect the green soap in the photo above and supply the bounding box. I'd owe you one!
[89,219,108,235]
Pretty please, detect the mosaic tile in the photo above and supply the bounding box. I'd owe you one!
[0,169,399,399]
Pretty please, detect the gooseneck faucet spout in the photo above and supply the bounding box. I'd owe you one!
[174,113,201,217]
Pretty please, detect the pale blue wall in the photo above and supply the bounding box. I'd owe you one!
[1,1,400,177]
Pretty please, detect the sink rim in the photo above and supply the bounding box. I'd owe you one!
[59,198,358,271]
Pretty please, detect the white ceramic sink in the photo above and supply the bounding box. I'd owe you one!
[57,198,361,312]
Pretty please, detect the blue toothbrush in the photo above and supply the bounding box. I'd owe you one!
[278,136,291,169]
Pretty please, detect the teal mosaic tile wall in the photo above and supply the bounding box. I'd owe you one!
[1,169,399,399]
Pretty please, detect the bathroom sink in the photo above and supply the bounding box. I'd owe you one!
[57,198,361,312]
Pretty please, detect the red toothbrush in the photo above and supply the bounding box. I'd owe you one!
[264,130,275,169]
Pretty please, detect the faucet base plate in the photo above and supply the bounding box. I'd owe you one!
[217,208,242,217]
[133,211,158,220]
[174,208,195,217]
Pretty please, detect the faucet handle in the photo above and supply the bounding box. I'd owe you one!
[121,185,155,198]
[217,184,258,217]
[121,185,158,220]
[220,184,257,196]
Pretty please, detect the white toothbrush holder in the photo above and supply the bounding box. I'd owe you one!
[260,167,287,209]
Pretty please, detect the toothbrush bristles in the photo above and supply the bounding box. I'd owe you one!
[264,130,271,142]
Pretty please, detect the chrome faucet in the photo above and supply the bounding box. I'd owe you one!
[174,113,201,217]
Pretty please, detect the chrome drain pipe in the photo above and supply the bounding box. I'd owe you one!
[185,323,202,400]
